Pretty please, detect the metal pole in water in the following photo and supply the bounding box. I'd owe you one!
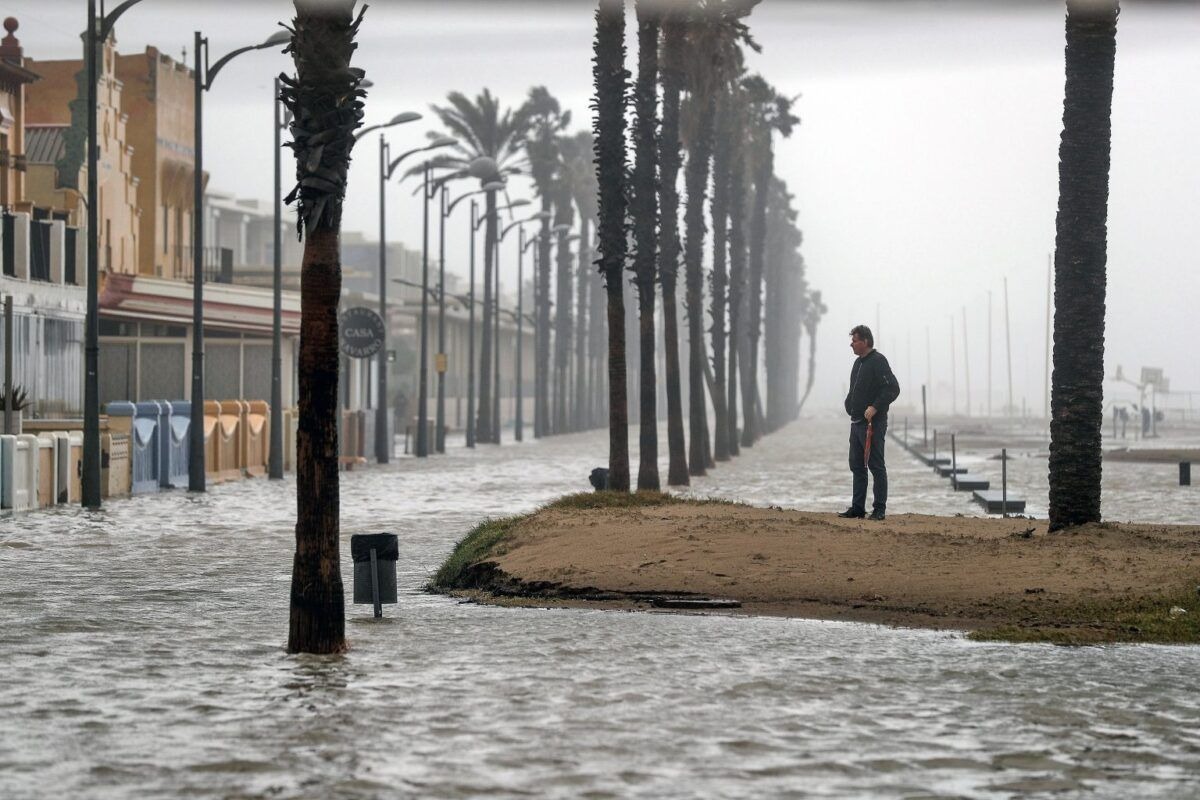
[1182,462,1191,487]
[951,433,957,490]
[922,384,927,446]
[369,547,382,619]
[1001,448,1008,518]
[933,429,938,462]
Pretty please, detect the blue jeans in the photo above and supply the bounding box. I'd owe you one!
[849,417,888,514]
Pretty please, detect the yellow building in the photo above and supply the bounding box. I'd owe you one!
[0,18,37,211]
[25,31,139,274]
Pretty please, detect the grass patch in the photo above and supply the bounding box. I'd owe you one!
[430,515,524,591]
[969,589,1200,645]
[543,491,743,511]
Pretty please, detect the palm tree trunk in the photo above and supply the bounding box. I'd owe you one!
[535,212,552,438]
[554,221,573,434]
[283,0,364,655]
[727,142,748,456]
[476,189,496,443]
[744,143,771,446]
[683,91,716,477]
[1048,0,1118,531]
[659,13,689,486]
[708,93,733,461]
[633,1,660,491]
[573,219,591,431]
[594,0,630,492]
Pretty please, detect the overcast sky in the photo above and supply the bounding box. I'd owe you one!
[12,1,1200,415]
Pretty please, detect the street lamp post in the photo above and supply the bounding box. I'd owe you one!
[499,211,549,443]
[188,28,290,493]
[362,113,422,466]
[436,184,447,453]
[391,138,456,455]
[445,181,504,448]
[84,0,149,508]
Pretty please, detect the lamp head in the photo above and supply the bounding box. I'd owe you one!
[262,30,292,48]
[481,180,506,192]
[506,199,531,209]
[468,156,499,180]
[430,137,457,150]
[390,111,422,125]
[533,211,552,221]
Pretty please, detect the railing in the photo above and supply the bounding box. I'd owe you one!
[30,219,51,282]
[174,245,234,284]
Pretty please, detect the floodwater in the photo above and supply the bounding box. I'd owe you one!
[2,416,1198,799]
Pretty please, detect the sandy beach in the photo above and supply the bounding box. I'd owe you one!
[433,494,1200,643]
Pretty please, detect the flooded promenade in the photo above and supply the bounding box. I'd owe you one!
[2,417,1199,798]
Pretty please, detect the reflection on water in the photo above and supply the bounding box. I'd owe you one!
[1,416,1198,799]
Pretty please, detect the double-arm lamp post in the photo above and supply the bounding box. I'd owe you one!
[442,178,504,451]
[500,211,551,442]
[357,115,426,465]
[83,0,152,508]
[186,29,291,494]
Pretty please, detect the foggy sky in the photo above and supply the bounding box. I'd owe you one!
[12,1,1200,415]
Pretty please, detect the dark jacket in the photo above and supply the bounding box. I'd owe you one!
[844,350,900,421]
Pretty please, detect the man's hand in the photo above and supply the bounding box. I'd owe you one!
[864,405,876,422]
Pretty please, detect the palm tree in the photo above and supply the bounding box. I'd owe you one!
[631,0,661,490]
[281,0,366,655]
[797,289,826,413]
[423,89,531,443]
[558,130,599,432]
[707,84,741,462]
[742,73,798,446]
[658,8,690,486]
[1048,0,1119,531]
[549,159,576,434]
[594,0,630,492]
[726,114,748,456]
[679,0,759,475]
[763,176,805,431]
[523,88,570,439]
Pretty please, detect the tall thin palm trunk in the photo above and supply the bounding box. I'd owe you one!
[553,214,573,434]
[283,0,365,655]
[476,189,497,443]
[708,91,733,461]
[743,144,770,446]
[594,0,630,492]
[573,219,591,431]
[535,213,552,437]
[1048,0,1118,531]
[683,90,715,476]
[632,0,660,491]
[724,141,744,453]
[658,13,689,486]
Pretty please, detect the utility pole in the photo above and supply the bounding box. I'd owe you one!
[987,289,992,419]
[962,305,970,416]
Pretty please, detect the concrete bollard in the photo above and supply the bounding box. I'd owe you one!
[351,533,398,618]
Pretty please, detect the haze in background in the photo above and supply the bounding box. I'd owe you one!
[13,0,1200,413]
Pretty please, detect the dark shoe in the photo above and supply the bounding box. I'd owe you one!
[837,508,866,519]
[868,510,886,521]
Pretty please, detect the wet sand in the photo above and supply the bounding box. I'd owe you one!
[438,496,1200,643]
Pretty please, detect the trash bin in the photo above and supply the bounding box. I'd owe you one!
[351,533,398,617]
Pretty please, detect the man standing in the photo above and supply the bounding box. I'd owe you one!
[839,325,900,520]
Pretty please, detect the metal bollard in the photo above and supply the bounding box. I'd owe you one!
[1001,448,1008,518]
[351,533,398,618]
[951,433,957,490]
[933,430,938,462]
[1182,462,1192,487]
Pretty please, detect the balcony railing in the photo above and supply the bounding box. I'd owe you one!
[173,245,234,284]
